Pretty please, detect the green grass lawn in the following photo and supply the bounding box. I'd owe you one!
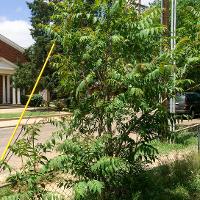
[152,133,197,155]
[0,111,60,119]
[132,132,200,200]
[0,185,14,198]
[133,153,200,200]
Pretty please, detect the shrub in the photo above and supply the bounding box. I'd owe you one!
[21,94,43,107]
[30,94,43,107]
[170,185,190,200]
[54,99,65,111]
[41,0,178,199]
[5,0,195,198]
[20,94,28,105]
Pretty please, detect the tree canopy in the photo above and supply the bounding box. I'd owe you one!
[14,0,59,93]
[175,0,200,91]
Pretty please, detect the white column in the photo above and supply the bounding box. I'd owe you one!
[2,75,6,104]
[12,87,16,104]
[17,88,21,104]
[6,75,11,104]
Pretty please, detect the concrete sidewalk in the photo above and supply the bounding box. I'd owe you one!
[0,106,47,114]
[0,113,71,128]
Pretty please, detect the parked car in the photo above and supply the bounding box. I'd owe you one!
[175,92,200,118]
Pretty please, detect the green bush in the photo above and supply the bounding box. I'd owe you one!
[20,94,28,105]
[54,99,65,111]
[37,0,177,199]
[170,185,190,200]
[21,94,43,107]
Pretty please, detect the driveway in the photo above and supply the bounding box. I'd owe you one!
[179,118,200,126]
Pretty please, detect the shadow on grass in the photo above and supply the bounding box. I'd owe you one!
[133,154,200,200]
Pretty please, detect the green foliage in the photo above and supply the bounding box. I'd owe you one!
[53,99,65,111]
[175,0,200,91]
[74,180,104,200]
[130,153,200,200]
[39,0,180,199]
[31,94,44,107]
[0,186,14,199]
[14,0,60,93]
[13,58,37,92]
[46,0,167,101]
[152,131,197,154]
[8,124,47,199]
[1,192,65,200]
[0,160,12,173]
[170,185,190,200]
[4,0,200,199]
[3,123,53,200]
[21,94,43,107]
[151,0,200,91]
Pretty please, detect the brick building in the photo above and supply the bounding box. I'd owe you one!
[0,34,26,104]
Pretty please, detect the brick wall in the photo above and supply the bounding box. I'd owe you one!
[0,40,26,64]
[0,38,26,104]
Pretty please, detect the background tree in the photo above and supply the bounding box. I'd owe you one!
[175,0,200,91]
[14,47,39,92]
[14,0,60,95]
[151,0,200,91]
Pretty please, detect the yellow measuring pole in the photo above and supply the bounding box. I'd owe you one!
[0,43,55,161]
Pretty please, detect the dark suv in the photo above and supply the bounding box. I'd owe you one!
[175,92,200,117]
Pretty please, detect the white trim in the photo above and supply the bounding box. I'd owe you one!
[7,75,11,104]
[0,57,18,68]
[12,87,16,104]
[0,69,15,75]
[2,75,6,104]
[17,88,21,104]
[0,34,25,53]
[0,57,18,74]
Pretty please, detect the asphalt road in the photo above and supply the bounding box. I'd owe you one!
[1,118,200,157]
[0,124,58,182]
[0,124,57,156]
[0,122,72,196]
